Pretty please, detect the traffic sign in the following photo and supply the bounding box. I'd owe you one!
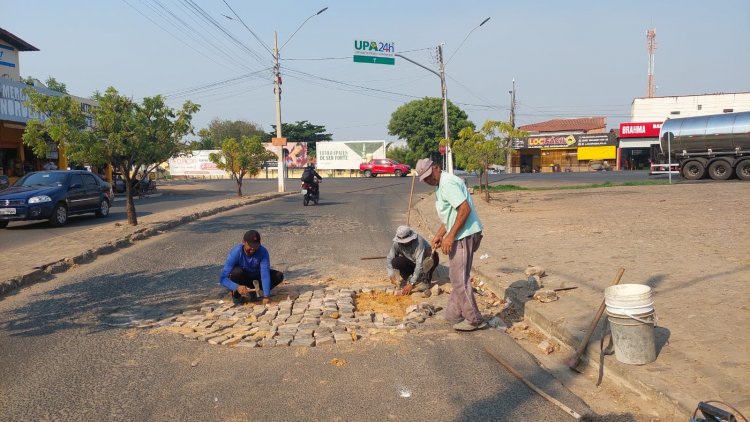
[353,39,395,66]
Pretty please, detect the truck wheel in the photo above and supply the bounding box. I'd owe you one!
[707,160,732,180]
[364,170,372,178]
[394,170,402,177]
[682,161,705,180]
[736,159,750,181]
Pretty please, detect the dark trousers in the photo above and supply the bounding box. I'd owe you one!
[229,266,284,299]
[391,251,439,284]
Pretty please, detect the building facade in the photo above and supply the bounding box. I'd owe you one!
[619,92,750,170]
[512,117,616,172]
[0,28,96,180]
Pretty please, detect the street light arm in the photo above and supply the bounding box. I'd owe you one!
[446,17,490,65]
[395,53,441,79]
[280,7,328,52]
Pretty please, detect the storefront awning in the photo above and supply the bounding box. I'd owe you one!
[619,138,658,148]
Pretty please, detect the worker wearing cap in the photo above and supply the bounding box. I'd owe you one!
[415,158,486,331]
[220,230,284,305]
[387,225,439,295]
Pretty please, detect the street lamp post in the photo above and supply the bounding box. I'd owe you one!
[394,17,489,175]
[225,7,327,192]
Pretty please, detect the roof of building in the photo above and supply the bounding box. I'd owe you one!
[519,117,606,133]
[0,28,39,52]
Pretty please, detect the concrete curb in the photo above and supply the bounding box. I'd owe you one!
[410,193,689,419]
[0,192,292,298]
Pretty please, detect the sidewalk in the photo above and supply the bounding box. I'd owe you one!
[0,192,290,296]
[413,181,750,420]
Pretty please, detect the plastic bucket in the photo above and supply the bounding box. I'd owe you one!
[606,310,656,365]
[604,284,654,316]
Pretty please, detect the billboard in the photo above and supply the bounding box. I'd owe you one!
[168,150,226,176]
[316,141,386,170]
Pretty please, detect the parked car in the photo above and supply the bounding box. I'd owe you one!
[0,175,9,191]
[0,170,113,228]
[359,159,411,177]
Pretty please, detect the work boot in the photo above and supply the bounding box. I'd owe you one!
[453,320,488,332]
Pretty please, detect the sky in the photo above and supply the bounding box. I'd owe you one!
[2,0,749,142]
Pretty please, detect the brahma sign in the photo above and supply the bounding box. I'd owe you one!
[619,122,662,138]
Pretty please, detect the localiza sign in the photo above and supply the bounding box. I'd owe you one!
[353,39,395,65]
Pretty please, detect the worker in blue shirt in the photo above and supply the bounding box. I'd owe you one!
[220,230,284,305]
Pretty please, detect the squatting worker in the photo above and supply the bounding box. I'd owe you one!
[387,225,439,296]
[220,230,284,305]
[415,158,486,331]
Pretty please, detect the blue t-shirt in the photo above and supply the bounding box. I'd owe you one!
[435,172,483,240]
[219,244,272,297]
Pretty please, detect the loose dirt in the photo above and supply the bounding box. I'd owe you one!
[354,291,414,318]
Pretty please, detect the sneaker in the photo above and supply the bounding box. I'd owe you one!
[453,320,488,332]
[411,282,431,293]
[440,315,464,324]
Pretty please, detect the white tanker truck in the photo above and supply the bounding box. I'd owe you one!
[659,111,750,180]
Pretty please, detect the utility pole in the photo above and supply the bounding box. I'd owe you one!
[507,79,516,174]
[273,31,285,192]
[647,29,656,98]
[437,44,453,174]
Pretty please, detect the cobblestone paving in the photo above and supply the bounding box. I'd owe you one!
[151,287,439,348]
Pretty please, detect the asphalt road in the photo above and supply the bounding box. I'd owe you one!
[0,170,672,250]
[0,177,592,421]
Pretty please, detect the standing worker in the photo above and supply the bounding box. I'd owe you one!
[415,158,486,331]
[387,225,439,295]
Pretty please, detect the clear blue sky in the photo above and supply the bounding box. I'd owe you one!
[2,0,749,141]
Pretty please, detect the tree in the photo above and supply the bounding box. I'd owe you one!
[191,118,266,150]
[386,145,412,166]
[452,120,527,202]
[269,120,332,157]
[22,77,85,170]
[387,97,474,163]
[209,135,275,197]
[73,87,199,225]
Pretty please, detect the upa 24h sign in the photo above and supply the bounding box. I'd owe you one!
[353,39,395,65]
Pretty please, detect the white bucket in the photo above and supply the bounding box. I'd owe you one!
[605,284,654,316]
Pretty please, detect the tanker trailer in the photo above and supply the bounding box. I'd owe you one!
[659,111,750,180]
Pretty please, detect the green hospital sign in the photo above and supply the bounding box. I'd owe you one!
[353,40,395,65]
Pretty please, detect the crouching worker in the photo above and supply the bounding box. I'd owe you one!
[220,230,284,305]
[387,225,439,296]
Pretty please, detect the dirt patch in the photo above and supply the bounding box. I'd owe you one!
[354,291,414,318]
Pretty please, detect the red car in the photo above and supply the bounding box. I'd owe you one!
[359,159,411,177]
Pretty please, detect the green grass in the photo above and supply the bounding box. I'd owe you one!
[474,180,670,192]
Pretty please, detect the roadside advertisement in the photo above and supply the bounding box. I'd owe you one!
[353,39,395,65]
[316,141,386,170]
[0,78,59,124]
[619,122,662,138]
[167,150,226,176]
[577,134,614,146]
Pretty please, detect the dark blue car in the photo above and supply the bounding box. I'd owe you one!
[0,170,113,228]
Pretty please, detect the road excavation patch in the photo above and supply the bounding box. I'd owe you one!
[151,287,438,348]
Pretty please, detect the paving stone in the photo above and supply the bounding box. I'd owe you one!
[314,328,332,337]
[298,323,319,331]
[384,318,399,326]
[291,337,315,347]
[208,335,229,345]
[334,333,353,344]
[286,314,303,324]
[237,340,258,348]
[259,338,276,347]
[296,328,314,337]
[274,337,293,346]
[183,332,203,340]
[221,336,244,346]
[200,306,215,313]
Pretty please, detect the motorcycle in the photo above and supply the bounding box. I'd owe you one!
[301,180,320,206]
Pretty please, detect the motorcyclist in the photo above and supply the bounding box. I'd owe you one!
[300,162,322,198]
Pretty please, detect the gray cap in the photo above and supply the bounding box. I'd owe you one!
[393,225,417,243]
[415,158,434,181]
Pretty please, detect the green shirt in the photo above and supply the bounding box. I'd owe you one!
[435,172,483,240]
